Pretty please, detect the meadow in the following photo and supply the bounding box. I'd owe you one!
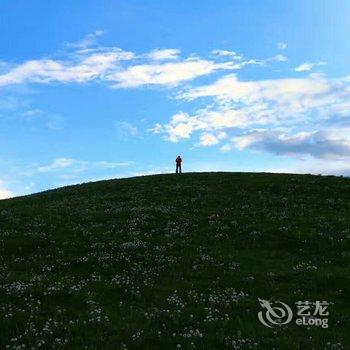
[0,172,349,349]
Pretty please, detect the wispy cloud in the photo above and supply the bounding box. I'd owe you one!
[4,31,347,175]
[38,158,76,172]
[46,114,65,130]
[94,161,133,168]
[65,30,105,49]
[232,129,350,159]
[20,108,65,130]
[211,49,243,60]
[116,121,138,138]
[147,49,180,60]
[107,59,239,88]
[277,42,287,50]
[178,73,332,104]
[0,47,134,87]
[131,166,173,177]
[0,180,13,199]
[37,158,133,173]
[271,54,287,62]
[0,35,264,89]
[295,61,326,72]
[198,131,226,147]
[152,73,350,160]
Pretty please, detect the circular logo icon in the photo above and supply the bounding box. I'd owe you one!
[258,298,293,328]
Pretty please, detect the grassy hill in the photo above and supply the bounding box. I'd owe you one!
[1,172,349,349]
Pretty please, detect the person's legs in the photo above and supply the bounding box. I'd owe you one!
[179,164,182,173]
[176,164,179,173]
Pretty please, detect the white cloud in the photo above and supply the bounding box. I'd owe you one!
[147,49,180,60]
[176,74,342,130]
[212,50,283,69]
[38,158,76,172]
[21,109,42,118]
[66,30,105,49]
[20,108,65,130]
[288,157,350,176]
[232,129,350,159]
[198,131,226,146]
[46,114,65,130]
[108,59,238,88]
[0,41,261,89]
[239,155,350,176]
[0,48,134,86]
[199,133,219,146]
[131,166,173,177]
[295,63,313,72]
[217,131,227,139]
[272,54,287,62]
[25,182,36,191]
[0,96,22,111]
[295,61,326,72]
[0,180,13,199]
[153,73,350,160]
[179,73,333,103]
[157,108,254,143]
[211,49,243,60]
[211,50,288,66]
[165,113,194,142]
[116,121,138,137]
[93,161,133,168]
[277,42,287,50]
[37,158,133,173]
[220,144,233,152]
[148,123,163,134]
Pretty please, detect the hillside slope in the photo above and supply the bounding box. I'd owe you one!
[1,172,350,349]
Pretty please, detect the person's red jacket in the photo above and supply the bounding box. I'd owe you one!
[176,156,182,164]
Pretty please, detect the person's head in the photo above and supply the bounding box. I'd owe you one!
[178,155,181,158]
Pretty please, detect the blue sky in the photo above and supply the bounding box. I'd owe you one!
[1,0,350,198]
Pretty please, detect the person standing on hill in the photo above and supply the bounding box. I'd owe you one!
[176,155,182,174]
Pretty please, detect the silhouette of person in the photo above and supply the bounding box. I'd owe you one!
[176,155,182,174]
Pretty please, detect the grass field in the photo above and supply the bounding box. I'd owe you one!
[1,172,349,349]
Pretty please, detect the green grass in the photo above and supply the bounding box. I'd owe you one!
[0,172,349,349]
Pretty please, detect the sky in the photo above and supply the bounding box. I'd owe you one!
[1,0,350,198]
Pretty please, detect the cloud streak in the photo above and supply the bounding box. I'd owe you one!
[0,48,134,86]
[295,61,326,72]
[0,34,266,89]
[37,158,133,173]
[0,180,13,199]
[108,59,239,88]
[147,49,180,60]
[277,42,287,50]
[65,30,105,49]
